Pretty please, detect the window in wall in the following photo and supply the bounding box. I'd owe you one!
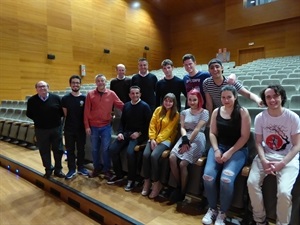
[243,0,278,8]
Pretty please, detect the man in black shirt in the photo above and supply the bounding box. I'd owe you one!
[26,81,65,178]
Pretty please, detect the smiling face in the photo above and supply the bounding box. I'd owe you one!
[70,78,81,93]
[129,87,141,104]
[163,97,174,110]
[183,59,197,75]
[188,94,199,109]
[95,76,106,92]
[36,81,49,97]
[209,62,223,79]
[264,88,282,110]
[116,64,126,79]
[138,60,148,75]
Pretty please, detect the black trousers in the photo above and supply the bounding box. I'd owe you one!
[64,130,86,171]
[35,126,64,173]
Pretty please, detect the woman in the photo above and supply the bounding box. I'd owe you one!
[142,93,180,198]
[202,85,251,225]
[169,89,209,203]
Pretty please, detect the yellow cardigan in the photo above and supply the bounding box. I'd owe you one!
[148,106,179,144]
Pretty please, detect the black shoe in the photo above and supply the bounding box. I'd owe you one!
[54,171,65,178]
[169,189,185,203]
[43,167,54,178]
[88,169,101,178]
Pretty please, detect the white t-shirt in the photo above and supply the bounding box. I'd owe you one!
[254,108,300,160]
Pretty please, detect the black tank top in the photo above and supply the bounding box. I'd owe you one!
[216,107,245,147]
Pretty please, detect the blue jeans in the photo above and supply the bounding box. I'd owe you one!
[90,125,111,172]
[203,144,248,212]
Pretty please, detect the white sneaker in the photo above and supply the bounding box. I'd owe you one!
[215,212,226,225]
[202,208,218,225]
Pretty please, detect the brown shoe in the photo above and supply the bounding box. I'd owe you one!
[141,179,151,196]
[88,169,101,178]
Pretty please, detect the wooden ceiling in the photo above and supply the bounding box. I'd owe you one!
[144,0,223,17]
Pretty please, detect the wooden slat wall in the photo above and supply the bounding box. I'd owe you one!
[169,0,300,67]
[0,0,170,101]
[0,0,300,101]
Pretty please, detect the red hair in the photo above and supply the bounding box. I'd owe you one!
[187,88,203,109]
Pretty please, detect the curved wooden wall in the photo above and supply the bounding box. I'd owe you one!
[0,0,299,101]
[0,0,170,100]
[169,0,300,67]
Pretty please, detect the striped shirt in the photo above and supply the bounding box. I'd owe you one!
[203,76,243,109]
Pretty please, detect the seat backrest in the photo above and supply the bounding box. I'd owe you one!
[281,78,300,89]
[290,95,300,109]
[260,79,281,86]
[253,75,269,81]
[238,95,258,108]
[242,79,260,87]
[269,74,287,80]
[288,73,300,78]
[281,85,298,99]
[249,85,265,96]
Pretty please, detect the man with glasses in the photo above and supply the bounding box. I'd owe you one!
[62,75,89,180]
[26,81,65,178]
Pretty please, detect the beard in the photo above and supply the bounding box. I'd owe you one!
[72,88,79,92]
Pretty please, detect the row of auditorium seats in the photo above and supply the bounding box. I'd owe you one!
[0,108,36,150]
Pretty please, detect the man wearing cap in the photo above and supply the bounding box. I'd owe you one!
[203,58,263,115]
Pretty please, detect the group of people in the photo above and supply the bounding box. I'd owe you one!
[26,54,300,225]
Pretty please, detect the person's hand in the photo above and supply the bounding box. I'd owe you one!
[221,150,233,163]
[85,128,91,136]
[214,149,222,164]
[261,159,276,175]
[130,132,140,140]
[150,140,157,150]
[270,161,286,173]
[227,73,236,85]
[178,144,190,154]
[257,99,264,107]
[117,133,124,141]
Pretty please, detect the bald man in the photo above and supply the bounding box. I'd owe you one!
[110,64,131,117]
[26,81,65,178]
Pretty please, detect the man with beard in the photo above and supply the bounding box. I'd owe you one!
[62,75,89,180]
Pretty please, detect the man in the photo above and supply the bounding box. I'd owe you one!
[84,74,124,179]
[247,84,300,225]
[182,54,210,108]
[203,58,263,115]
[62,75,89,180]
[107,86,152,192]
[110,64,131,103]
[131,58,158,112]
[155,59,186,111]
[26,81,65,178]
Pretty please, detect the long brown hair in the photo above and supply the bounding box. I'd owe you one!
[159,93,178,120]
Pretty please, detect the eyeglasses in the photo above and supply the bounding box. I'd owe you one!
[37,85,47,88]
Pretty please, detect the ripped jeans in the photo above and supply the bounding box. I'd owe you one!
[203,144,248,212]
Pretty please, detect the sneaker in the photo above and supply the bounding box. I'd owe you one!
[141,179,151,196]
[124,180,134,191]
[202,208,218,225]
[77,168,89,176]
[65,170,77,180]
[215,212,226,225]
[54,170,66,178]
[107,175,124,185]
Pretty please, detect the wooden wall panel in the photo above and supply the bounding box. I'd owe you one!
[0,0,170,101]
[169,1,300,67]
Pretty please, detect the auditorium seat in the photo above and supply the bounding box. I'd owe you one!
[237,75,253,82]
[289,95,300,117]
[238,95,258,108]
[253,75,269,81]
[248,108,264,128]
[260,79,280,86]
[288,73,300,78]
[281,78,300,90]
[281,85,298,99]
[242,79,260,87]
[249,85,265,96]
[269,74,287,80]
